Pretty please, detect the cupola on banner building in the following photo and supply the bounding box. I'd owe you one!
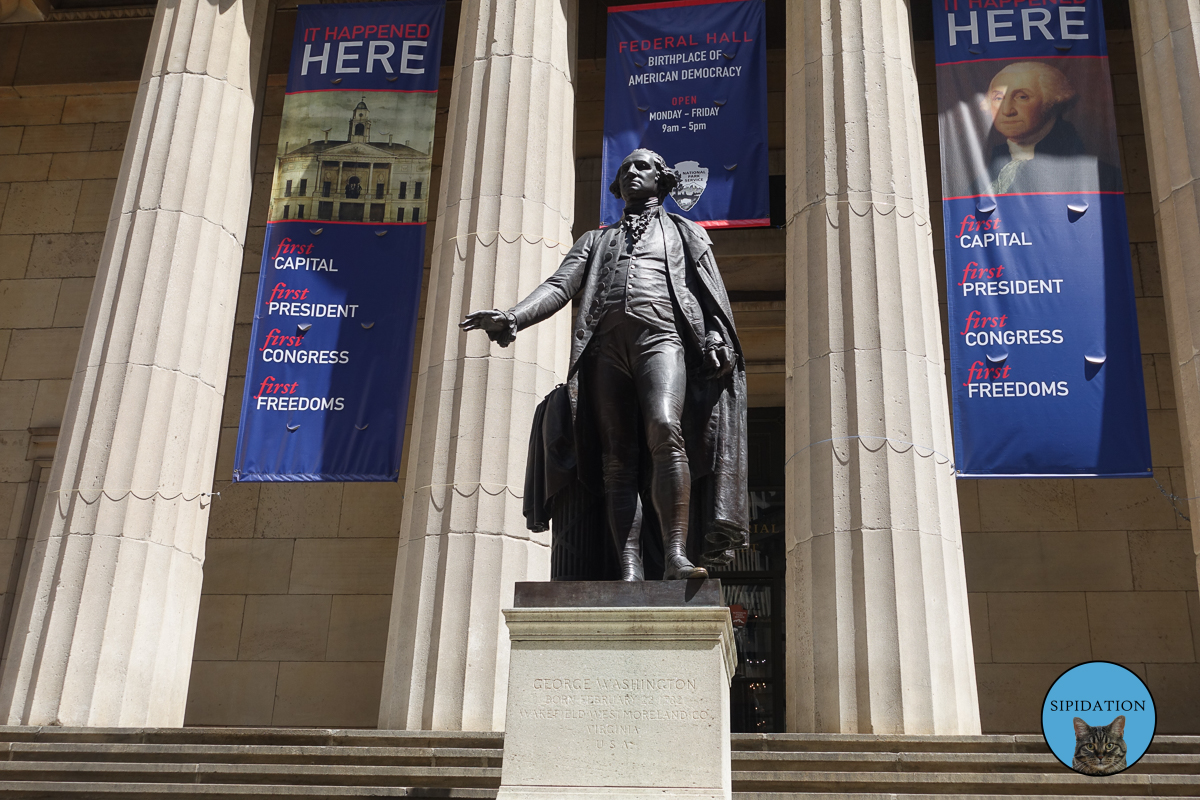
[0,0,1199,795]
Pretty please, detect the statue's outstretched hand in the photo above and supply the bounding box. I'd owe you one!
[460,309,517,347]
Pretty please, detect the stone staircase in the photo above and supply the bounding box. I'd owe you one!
[0,727,1194,797]
[0,728,502,798]
[732,733,1200,798]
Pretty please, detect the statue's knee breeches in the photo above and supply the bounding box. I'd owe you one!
[643,415,686,462]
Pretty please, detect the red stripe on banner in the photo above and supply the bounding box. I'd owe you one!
[936,54,1109,67]
[286,88,439,96]
[696,218,770,229]
[273,220,427,226]
[942,191,1126,201]
[609,0,749,13]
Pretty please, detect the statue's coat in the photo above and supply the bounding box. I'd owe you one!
[511,212,748,564]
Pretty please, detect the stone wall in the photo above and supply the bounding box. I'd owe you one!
[919,30,1200,734]
[0,17,146,682]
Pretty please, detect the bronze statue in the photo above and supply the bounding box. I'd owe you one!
[462,149,747,581]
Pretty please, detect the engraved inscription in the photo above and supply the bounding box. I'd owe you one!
[519,675,714,745]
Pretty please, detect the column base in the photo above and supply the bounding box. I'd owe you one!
[499,581,735,800]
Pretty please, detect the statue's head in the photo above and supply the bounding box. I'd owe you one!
[609,148,679,203]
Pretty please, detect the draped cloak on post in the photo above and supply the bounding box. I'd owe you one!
[515,211,748,567]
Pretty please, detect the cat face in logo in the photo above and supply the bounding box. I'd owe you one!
[1072,715,1127,776]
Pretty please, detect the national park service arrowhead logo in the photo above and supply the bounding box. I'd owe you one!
[670,160,708,212]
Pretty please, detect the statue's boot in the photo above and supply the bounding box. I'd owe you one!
[620,544,644,581]
[610,488,645,581]
[662,532,707,580]
[618,511,644,582]
[651,439,706,580]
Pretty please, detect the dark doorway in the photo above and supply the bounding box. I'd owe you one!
[710,406,786,733]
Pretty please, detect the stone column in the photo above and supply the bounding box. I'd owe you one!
[784,0,980,734]
[379,0,577,731]
[0,0,268,726]
[1131,3,1200,588]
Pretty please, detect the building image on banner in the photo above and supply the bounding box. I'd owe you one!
[269,93,435,225]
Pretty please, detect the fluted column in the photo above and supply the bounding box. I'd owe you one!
[0,0,268,726]
[1131,3,1200,589]
[784,0,980,734]
[379,0,577,731]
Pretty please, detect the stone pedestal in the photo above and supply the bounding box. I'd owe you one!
[497,581,735,800]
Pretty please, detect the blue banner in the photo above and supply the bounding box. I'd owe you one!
[233,0,444,481]
[934,0,1150,477]
[602,0,768,228]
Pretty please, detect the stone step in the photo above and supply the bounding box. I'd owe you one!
[734,769,1200,796]
[731,749,1200,774]
[3,736,1192,774]
[0,727,504,750]
[733,796,1195,800]
[11,728,1018,752]
[0,783,497,798]
[732,732,1052,753]
[2,742,502,767]
[732,733,1200,755]
[0,760,501,788]
[0,790,1186,800]
[2,727,1192,756]
[4,757,1198,794]
[0,728,1194,798]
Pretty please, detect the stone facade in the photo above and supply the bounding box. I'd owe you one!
[0,0,1196,734]
[0,77,134,680]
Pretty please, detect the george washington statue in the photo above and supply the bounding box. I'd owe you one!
[461,149,748,581]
